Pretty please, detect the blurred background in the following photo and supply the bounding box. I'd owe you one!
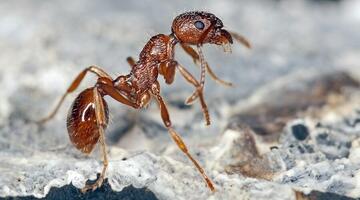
[0,0,360,199]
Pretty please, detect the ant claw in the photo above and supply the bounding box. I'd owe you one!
[81,178,104,193]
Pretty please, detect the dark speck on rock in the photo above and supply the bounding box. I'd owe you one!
[270,146,279,150]
[344,117,360,128]
[282,175,299,183]
[316,122,323,128]
[317,133,333,145]
[292,124,309,141]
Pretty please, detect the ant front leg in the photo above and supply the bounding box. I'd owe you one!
[162,60,210,125]
[180,43,233,87]
[150,81,215,191]
[196,45,207,90]
[175,63,210,125]
[36,66,112,124]
[159,61,176,84]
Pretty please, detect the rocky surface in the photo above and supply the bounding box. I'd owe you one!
[1,0,360,199]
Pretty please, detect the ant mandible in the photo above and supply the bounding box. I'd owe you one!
[37,11,250,193]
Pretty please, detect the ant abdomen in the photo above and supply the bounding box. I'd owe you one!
[66,88,109,154]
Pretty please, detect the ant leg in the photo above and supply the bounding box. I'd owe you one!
[97,77,139,109]
[81,87,108,193]
[36,66,112,124]
[228,31,251,49]
[159,61,176,84]
[180,43,199,63]
[150,81,215,192]
[80,79,140,192]
[161,60,210,125]
[165,61,210,125]
[196,45,206,90]
[203,62,233,86]
[113,75,134,95]
[180,43,233,87]
[126,56,136,68]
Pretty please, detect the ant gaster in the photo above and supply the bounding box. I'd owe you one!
[37,11,250,193]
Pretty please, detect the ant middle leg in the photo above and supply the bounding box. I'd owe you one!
[36,66,112,124]
[150,81,215,192]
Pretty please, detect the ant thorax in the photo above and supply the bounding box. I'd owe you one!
[139,34,177,63]
[130,34,177,94]
[130,61,159,94]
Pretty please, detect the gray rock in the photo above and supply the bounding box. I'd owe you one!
[1,0,360,200]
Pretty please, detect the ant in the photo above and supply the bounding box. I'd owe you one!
[37,11,250,193]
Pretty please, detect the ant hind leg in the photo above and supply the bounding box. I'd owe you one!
[36,66,112,124]
[81,87,109,193]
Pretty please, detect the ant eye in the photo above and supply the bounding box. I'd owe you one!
[194,21,205,30]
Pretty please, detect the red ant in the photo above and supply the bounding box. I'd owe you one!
[37,11,250,193]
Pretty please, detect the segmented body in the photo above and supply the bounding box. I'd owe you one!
[139,34,175,63]
[130,62,159,94]
[127,34,178,98]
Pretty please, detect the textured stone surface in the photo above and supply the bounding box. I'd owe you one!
[1,0,360,199]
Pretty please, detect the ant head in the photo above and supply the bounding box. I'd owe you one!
[172,11,233,46]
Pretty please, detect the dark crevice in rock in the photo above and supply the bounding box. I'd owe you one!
[297,190,360,200]
[3,182,158,200]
